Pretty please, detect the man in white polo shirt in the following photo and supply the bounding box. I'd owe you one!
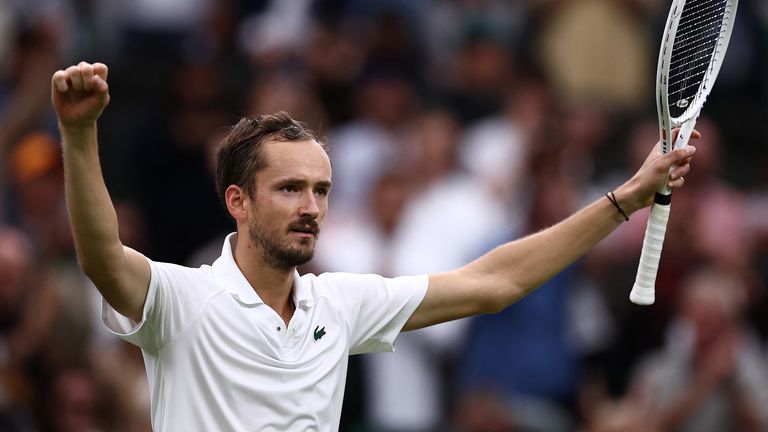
[52,62,695,431]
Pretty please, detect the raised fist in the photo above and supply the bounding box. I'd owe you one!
[51,61,110,129]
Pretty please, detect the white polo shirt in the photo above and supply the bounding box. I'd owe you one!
[102,234,428,431]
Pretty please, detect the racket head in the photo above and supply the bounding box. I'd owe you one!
[656,0,738,154]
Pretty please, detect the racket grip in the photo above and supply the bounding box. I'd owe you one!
[630,200,671,305]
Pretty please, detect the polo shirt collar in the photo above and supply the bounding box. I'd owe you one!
[212,233,313,309]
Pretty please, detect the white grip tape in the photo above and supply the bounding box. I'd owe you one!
[630,201,671,305]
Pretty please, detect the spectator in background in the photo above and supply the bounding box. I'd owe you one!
[364,110,508,431]
[37,366,112,432]
[0,4,61,150]
[459,74,553,233]
[7,132,97,368]
[328,69,418,216]
[454,137,611,432]
[627,268,768,432]
[314,167,414,277]
[535,0,652,110]
[93,341,152,432]
[238,0,314,65]
[423,0,528,82]
[681,120,755,279]
[8,133,70,258]
[0,225,45,432]
[0,14,61,213]
[438,32,514,125]
[246,73,329,139]
[302,18,367,125]
[390,110,507,279]
[114,0,213,60]
[130,59,234,264]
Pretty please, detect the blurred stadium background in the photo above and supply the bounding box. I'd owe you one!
[1,0,768,431]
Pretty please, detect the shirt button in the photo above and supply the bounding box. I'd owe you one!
[277,326,281,331]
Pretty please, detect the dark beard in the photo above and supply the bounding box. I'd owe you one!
[249,218,318,269]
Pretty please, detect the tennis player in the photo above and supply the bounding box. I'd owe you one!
[52,61,695,431]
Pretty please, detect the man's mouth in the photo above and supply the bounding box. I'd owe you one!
[288,222,319,238]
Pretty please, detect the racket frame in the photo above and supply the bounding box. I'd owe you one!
[630,0,738,305]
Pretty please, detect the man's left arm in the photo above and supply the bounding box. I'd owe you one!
[404,139,696,331]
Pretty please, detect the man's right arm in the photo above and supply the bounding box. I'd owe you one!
[53,62,150,322]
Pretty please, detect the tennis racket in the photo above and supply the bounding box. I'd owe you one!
[630,0,738,305]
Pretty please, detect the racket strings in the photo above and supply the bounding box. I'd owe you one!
[671,14,726,61]
[667,0,729,116]
[671,0,727,67]
[674,0,727,36]
[671,10,726,56]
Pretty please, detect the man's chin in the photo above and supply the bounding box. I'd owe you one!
[252,229,317,268]
[275,243,316,267]
[285,252,315,268]
[297,238,315,247]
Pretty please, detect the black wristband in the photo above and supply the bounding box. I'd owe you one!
[606,192,629,221]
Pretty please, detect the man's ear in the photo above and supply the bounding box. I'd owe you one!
[225,185,248,222]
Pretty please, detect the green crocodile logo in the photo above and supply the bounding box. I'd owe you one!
[313,325,326,341]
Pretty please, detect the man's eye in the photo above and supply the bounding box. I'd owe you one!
[281,185,297,193]
[315,188,328,197]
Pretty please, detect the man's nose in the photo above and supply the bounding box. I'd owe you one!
[299,192,320,217]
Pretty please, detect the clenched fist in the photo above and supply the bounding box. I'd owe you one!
[51,61,110,129]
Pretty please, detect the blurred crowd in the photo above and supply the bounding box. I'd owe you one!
[1,0,768,431]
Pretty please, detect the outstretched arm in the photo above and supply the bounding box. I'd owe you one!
[53,62,150,322]
[404,133,697,331]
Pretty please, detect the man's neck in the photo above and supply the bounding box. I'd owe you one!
[231,234,295,319]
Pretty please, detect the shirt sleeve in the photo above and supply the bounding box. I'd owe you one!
[101,259,216,352]
[317,272,428,355]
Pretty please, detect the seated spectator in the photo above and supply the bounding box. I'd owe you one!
[627,268,768,432]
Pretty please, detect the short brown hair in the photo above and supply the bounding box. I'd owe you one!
[215,112,326,205]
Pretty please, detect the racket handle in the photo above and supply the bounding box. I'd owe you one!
[630,198,672,305]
